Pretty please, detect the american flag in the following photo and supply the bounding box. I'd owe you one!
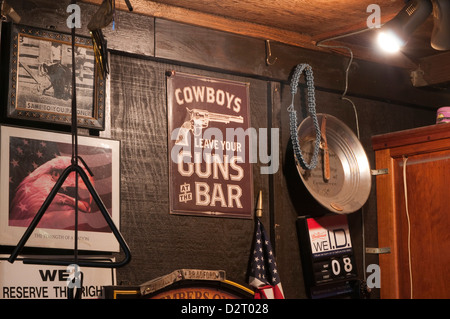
[248,218,285,299]
[9,137,59,204]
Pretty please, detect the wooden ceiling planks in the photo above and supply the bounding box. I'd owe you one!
[80,0,450,86]
[140,0,403,36]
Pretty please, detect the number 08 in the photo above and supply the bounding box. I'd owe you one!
[331,257,353,276]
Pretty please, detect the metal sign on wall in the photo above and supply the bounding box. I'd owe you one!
[0,256,114,299]
[167,71,253,218]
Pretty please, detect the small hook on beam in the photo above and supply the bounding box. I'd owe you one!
[265,40,277,66]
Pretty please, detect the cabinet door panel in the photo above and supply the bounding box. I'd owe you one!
[392,151,450,299]
[375,133,450,299]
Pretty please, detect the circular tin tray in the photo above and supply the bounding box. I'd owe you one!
[295,113,371,214]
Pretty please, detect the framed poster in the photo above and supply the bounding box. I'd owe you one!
[0,125,120,252]
[167,71,253,218]
[5,23,105,130]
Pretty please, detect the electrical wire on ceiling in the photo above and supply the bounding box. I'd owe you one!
[315,37,365,139]
[315,33,366,284]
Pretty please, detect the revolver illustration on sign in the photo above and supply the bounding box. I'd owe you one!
[175,108,244,145]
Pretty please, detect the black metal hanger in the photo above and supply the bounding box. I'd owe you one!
[8,0,131,269]
[7,161,131,268]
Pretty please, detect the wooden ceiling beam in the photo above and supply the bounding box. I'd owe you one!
[411,52,450,87]
[81,0,316,48]
[80,0,418,69]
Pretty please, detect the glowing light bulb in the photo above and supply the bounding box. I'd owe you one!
[377,31,403,53]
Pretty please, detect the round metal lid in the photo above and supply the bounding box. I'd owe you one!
[295,113,371,214]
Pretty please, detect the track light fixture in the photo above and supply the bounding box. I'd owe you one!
[377,0,450,53]
[377,0,432,53]
[0,1,21,23]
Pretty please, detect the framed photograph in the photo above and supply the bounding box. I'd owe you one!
[0,125,120,252]
[5,23,105,130]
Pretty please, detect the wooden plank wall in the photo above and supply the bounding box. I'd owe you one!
[108,55,271,286]
[1,0,446,298]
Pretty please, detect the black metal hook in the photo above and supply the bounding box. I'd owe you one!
[265,40,277,66]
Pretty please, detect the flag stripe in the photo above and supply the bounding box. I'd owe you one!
[248,218,285,299]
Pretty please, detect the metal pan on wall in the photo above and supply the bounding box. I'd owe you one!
[295,114,371,214]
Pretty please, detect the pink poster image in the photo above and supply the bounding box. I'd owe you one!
[8,136,112,232]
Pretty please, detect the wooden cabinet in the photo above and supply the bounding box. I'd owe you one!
[372,123,450,299]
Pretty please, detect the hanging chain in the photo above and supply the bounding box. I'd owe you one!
[287,64,321,170]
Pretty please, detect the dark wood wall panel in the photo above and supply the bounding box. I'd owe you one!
[0,1,443,299]
[5,0,154,56]
[275,80,435,298]
[109,54,271,286]
[154,19,449,109]
[155,19,266,77]
[108,50,435,297]
[108,55,166,283]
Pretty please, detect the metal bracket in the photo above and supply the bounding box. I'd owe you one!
[371,168,388,176]
[366,247,391,254]
[1,1,21,23]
